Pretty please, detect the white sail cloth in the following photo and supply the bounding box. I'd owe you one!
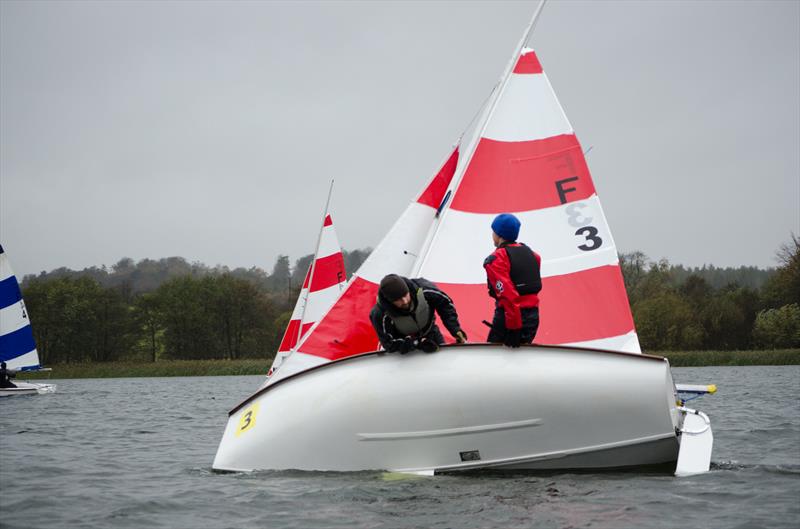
[0,245,43,371]
[416,48,641,353]
[266,215,347,379]
[273,48,640,383]
[267,149,460,382]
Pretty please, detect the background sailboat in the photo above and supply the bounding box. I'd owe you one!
[265,147,459,382]
[0,244,56,396]
[265,184,347,381]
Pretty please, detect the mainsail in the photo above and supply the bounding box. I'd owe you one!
[270,45,639,382]
[213,4,715,476]
[417,48,640,353]
[0,245,44,371]
[266,213,347,378]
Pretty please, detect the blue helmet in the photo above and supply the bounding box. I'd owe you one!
[491,213,521,241]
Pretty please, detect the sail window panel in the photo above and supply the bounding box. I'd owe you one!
[483,73,572,143]
[0,302,30,336]
[418,201,619,285]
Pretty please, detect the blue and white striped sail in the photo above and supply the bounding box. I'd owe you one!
[0,245,42,371]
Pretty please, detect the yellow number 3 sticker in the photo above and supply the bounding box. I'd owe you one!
[236,403,259,437]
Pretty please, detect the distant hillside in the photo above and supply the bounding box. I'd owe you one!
[666,264,774,290]
[21,249,372,296]
[23,250,774,295]
[18,242,799,364]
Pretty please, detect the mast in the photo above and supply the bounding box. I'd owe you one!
[293,179,335,351]
[411,0,548,276]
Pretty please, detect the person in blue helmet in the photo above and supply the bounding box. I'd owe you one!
[483,213,542,348]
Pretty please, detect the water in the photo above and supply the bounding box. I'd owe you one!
[1,366,798,529]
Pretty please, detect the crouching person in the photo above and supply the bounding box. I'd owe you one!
[370,274,467,354]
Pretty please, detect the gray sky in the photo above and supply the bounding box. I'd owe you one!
[1,0,798,277]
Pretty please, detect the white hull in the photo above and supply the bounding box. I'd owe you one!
[213,345,686,473]
[0,381,56,397]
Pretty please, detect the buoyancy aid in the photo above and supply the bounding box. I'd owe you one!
[486,243,541,299]
[388,287,433,337]
[505,243,541,296]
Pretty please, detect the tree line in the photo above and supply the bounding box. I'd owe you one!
[21,250,370,365]
[19,238,799,364]
[621,235,799,350]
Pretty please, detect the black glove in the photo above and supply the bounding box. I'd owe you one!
[388,337,412,353]
[503,329,522,348]
[419,338,439,353]
[399,337,416,354]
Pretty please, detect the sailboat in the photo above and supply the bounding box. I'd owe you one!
[266,184,347,380]
[213,2,713,475]
[0,244,56,397]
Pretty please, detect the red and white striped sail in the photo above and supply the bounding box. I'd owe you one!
[416,48,640,353]
[267,148,459,382]
[266,214,347,378]
[270,46,639,383]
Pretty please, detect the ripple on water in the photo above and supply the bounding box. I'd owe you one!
[0,369,798,529]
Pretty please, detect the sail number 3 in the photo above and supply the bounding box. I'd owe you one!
[236,403,260,437]
[557,177,603,252]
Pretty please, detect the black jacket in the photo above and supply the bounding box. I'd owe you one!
[370,277,462,352]
[0,365,16,389]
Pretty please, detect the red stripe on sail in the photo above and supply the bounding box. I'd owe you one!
[277,320,315,353]
[301,266,312,289]
[323,215,333,227]
[513,50,543,74]
[436,265,634,345]
[450,135,596,213]
[299,267,632,360]
[307,252,346,293]
[299,276,380,360]
[416,148,459,209]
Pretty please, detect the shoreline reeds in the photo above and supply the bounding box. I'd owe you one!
[18,349,799,379]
